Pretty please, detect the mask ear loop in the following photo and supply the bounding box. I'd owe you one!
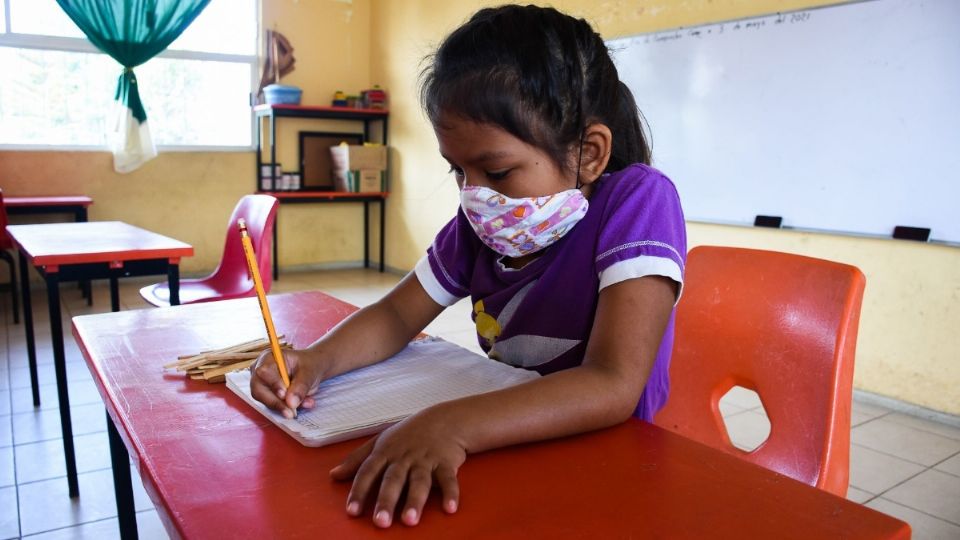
[575,131,585,190]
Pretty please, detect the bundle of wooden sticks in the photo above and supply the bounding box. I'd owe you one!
[165,336,291,383]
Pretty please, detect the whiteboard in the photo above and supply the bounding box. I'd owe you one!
[608,0,960,244]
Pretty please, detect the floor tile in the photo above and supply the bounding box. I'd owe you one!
[883,412,960,441]
[852,417,960,467]
[846,486,875,504]
[0,446,13,488]
[851,399,892,425]
[719,385,763,410]
[15,431,112,484]
[722,409,771,452]
[11,403,106,445]
[867,497,960,539]
[17,467,152,536]
[934,452,960,477]
[0,486,19,539]
[882,469,960,525]
[848,443,925,495]
[9,362,93,391]
[0,417,11,448]
[22,509,170,540]
[11,380,103,414]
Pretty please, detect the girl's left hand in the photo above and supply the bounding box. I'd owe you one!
[329,409,466,528]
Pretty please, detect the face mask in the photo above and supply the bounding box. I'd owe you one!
[460,185,589,258]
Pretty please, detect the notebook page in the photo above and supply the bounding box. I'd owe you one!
[226,337,540,447]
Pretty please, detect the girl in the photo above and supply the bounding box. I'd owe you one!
[251,4,686,529]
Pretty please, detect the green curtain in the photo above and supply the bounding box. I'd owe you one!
[56,0,211,172]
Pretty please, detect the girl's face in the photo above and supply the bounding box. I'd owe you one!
[434,114,578,199]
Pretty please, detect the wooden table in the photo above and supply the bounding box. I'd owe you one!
[71,291,910,540]
[7,221,193,499]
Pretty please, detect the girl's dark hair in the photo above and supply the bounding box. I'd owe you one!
[420,4,650,173]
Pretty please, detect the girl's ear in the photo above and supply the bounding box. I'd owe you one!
[577,123,613,184]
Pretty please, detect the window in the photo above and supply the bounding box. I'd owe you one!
[0,0,257,149]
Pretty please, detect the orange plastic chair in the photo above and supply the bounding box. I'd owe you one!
[654,245,865,497]
[139,194,278,307]
[0,189,19,323]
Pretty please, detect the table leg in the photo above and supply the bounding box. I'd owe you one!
[364,202,370,269]
[379,199,386,273]
[77,206,93,306]
[107,412,139,540]
[18,251,40,407]
[168,264,180,306]
[109,275,120,312]
[46,272,79,497]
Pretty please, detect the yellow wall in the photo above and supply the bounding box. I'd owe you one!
[1,0,957,415]
[368,0,960,415]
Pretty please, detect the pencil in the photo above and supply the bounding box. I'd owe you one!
[238,218,291,388]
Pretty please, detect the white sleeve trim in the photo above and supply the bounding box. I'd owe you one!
[415,255,463,307]
[599,256,684,303]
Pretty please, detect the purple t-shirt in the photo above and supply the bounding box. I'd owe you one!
[414,163,687,420]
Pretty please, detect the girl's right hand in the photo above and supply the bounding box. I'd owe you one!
[250,347,327,419]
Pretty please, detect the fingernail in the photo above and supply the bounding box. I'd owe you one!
[277,388,286,399]
[404,508,419,525]
[346,501,360,515]
[446,499,458,513]
[289,395,301,409]
[282,408,294,419]
[375,510,391,527]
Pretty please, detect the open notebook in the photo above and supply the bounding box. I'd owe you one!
[226,337,540,447]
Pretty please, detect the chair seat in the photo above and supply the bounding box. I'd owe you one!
[139,278,255,307]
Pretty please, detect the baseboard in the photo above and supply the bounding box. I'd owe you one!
[854,389,960,428]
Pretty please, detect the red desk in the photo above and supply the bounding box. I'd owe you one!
[5,195,95,302]
[71,291,910,540]
[4,195,94,222]
[7,221,193,499]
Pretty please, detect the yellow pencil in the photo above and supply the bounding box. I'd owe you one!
[238,218,291,388]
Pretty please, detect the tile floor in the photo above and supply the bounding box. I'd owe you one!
[0,267,958,539]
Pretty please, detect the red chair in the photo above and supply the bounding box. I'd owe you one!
[140,194,278,306]
[0,189,19,323]
[654,246,866,497]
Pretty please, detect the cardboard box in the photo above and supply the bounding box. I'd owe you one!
[330,144,387,192]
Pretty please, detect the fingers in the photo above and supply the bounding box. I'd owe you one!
[251,350,303,418]
[435,465,460,514]
[330,438,375,482]
[372,463,409,528]
[401,465,433,526]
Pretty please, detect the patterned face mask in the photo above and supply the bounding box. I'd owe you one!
[460,184,589,258]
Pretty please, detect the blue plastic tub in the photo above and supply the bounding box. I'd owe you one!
[263,84,302,105]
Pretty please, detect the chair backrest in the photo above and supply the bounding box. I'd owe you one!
[208,194,279,293]
[0,188,12,250]
[653,246,865,497]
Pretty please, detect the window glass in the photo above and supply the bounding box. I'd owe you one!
[0,0,256,148]
[8,0,85,38]
[170,0,257,56]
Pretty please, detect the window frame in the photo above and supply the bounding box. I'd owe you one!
[0,0,259,152]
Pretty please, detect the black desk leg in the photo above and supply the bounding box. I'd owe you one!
[18,251,40,407]
[46,272,79,497]
[363,202,370,269]
[107,413,139,540]
[168,263,180,306]
[379,199,386,273]
[77,208,93,305]
[109,275,120,312]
